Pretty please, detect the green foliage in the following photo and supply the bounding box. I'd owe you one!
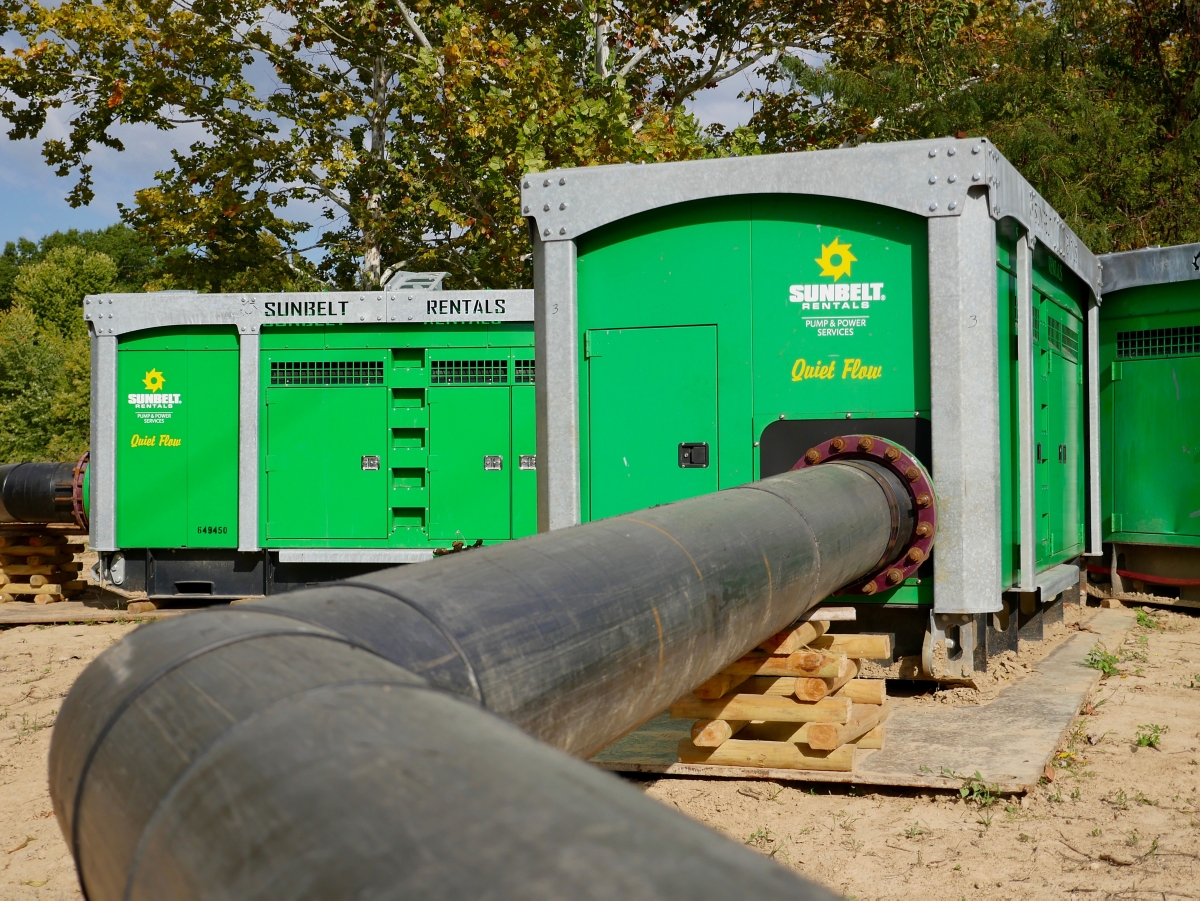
[3,1,829,288]
[0,224,157,309]
[1135,724,1167,749]
[12,246,115,337]
[0,305,90,463]
[1085,645,1120,678]
[1135,608,1162,630]
[959,772,999,808]
[0,236,105,462]
[733,0,1200,252]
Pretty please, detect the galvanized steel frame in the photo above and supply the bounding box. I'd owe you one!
[86,289,533,553]
[1087,294,1102,555]
[1016,235,1038,589]
[524,137,1102,615]
[1100,243,1200,293]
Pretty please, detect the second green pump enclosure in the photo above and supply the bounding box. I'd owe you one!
[575,194,1087,600]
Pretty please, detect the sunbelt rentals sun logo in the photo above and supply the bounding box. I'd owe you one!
[788,237,885,311]
[128,368,181,408]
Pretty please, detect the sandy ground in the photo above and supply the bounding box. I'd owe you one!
[0,622,137,899]
[642,603,1200,900]
[0,605,1196,899]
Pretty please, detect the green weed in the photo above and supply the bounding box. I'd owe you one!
[902,822,928,838]
[1135,724,1168,749]
[1136,608,1162,630]
[960,772,999,808]
[1085,645,1120,677]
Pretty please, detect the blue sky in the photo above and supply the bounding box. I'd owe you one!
[0,74,762,250]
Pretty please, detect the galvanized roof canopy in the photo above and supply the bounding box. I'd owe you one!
[1100,243,1200,294]
[521,137,1101,295]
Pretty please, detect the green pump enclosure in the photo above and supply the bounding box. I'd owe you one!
[1099,245,1200,549]
[89,286,537,582]
[525,138,1102,640]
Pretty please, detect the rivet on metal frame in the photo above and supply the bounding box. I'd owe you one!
[947,147,956,156]
[928,148,937,157]
[928,175,937,184]
[948,202,957,211]
[928,202,938,211]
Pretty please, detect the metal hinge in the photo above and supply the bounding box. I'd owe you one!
[583,331,592,359]
[1110,361,1122,381]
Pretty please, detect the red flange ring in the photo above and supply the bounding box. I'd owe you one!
[71,452,89,532]
[791,434,936,596]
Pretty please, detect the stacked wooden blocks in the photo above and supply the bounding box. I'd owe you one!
[672,618,890,772]
[0,533,86,605]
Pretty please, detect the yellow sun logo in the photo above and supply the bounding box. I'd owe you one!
[814,238,857,282]
[142,369,165,392]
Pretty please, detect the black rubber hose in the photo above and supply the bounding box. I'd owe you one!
[50,460,921,900]
[0,462,78,523]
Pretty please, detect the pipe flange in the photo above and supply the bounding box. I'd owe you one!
[792,434,937,596]
[71,452,89,532]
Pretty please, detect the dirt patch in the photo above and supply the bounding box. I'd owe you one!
[0,621,137,899]
[5,606,1200,899]
[640,604,1200,899]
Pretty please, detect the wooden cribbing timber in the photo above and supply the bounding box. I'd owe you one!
[0,531,85,605]
[672,611,892,773]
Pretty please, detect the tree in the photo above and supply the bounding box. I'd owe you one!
[0,224,157,309]
[1,1,835,289]
[12,245,116,337]
[739,0,1200,252]
[0,305,90,463]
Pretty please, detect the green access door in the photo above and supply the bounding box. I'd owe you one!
[1111,356,1200,538]
[428,387,512,540]
[265,386,387,540]
[587,325,718,520]
[1035,296,1085,566]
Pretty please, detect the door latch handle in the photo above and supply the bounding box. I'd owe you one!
[678,442,709,468]
[483,455,503,471]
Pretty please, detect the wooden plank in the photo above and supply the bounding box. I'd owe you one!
[804,606,857,622]
[794,658,859,701]
[0,553,74,566]
[832,679,887,706]
[692,672,752,700]
[34,593,62,605]
[26,572,83,585]
[721,651,846,678]
[736,721,885,751]
[690,719,748,747]
[856,726,885,750]
[0,545,69,557]
[806,703,890,751]
[2,583,63,596]
[0,535,64,549]
[678,738,855,772]
[738,676,796,696]
[0,600,182,624]
[0,564,73,576]
[758,620,828,655]
[670,693,851,724]
[809,634,892,659]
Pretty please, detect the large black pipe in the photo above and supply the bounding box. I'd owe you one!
[0,461,83,524]
[50,453,929,900]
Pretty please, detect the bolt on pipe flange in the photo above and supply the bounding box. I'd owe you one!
[792,434,937,596]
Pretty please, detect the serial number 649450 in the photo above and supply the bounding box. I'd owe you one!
[196,525,229,534]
